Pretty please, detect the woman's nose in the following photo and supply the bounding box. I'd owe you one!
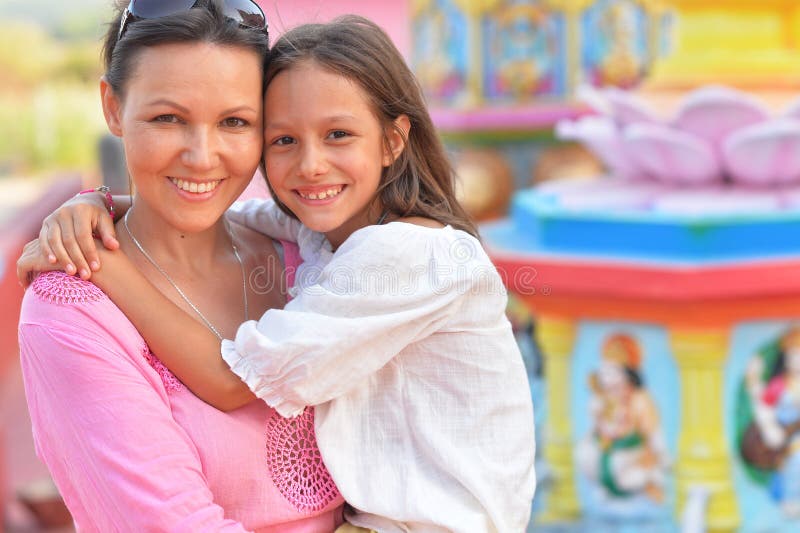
[182,127,220,171]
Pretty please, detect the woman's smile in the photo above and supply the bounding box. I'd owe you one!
[107,42,263,234]
[169,177,223,194]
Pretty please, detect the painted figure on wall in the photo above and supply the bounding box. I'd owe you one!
[411,0,467,104]
[582,0,646,88]
[741,327,800,517]
[598,4,640,87]
[484,2,563,100]
[577,333,668,505]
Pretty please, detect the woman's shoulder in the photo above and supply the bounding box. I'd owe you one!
[20,271,144,360]
[25,271,107,307]
[20,271,135,340]
[230,218,290,274]
[20,273,162,380]
[228,197,302,242]
[230,218,282,256]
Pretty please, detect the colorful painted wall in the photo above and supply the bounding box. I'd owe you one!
[409,1,800,531]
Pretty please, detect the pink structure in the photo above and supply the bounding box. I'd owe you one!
[258,0,410,57]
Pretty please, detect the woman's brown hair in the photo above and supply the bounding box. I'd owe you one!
[102,0,269,98]
[263,15,478,238]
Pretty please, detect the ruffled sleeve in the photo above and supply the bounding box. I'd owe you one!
[221,223,499,417]
[228,198,302,242]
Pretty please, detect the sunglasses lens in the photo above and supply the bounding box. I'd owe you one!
[121,0,267,41]
[221,0,267,31]
[129,0,196,18]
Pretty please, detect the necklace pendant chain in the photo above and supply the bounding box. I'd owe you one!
[123,210,249,341]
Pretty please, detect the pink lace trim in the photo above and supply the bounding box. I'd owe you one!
[142,346,184,393]
[31,271,105,304]
[266,407,340,513]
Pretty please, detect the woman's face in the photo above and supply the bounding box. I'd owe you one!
[102,42,263,233]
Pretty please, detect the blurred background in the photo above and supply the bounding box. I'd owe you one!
[0,0,109,178]
[7,0,800,532]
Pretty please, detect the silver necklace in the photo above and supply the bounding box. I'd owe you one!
[122,210,248,340]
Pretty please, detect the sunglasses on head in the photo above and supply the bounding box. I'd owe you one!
[118,0,268,41]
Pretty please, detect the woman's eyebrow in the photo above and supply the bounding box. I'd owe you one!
[145,100,257,116]
[146,99,191,113]
[220,105,259,115]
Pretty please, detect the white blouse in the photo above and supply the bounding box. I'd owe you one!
[225,200,536,532]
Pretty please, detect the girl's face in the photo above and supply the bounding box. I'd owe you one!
[263,60,403,248]
[101,42,263,234]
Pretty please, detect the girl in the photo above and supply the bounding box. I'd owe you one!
[21,16,536,532]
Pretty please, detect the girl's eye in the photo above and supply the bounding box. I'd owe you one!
[274,136,295,146]
[222,117,248,128]
[328,130,349,140]
[153,114,180,123]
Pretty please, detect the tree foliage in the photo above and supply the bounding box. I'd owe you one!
[0,17,105,175]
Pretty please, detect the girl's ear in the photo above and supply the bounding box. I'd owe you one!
[383,114,411,167]
[100,76,123,137]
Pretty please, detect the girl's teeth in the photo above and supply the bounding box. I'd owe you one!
[300,187,342,200]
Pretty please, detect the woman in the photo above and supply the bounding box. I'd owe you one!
[17,0,344,530]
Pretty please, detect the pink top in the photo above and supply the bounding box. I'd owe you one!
[17,243,344,532]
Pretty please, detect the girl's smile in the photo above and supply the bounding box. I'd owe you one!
[294,184,346,202]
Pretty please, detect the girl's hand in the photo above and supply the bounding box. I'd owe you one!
[38,192,120,280]
[16,239,62,288]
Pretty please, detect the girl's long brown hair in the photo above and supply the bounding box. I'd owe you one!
[264,15,478,238]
